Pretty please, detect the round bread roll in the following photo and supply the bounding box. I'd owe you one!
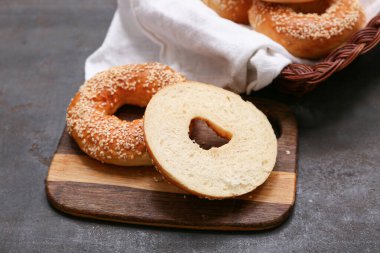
[144,82,277,199]
[66,63,185,166]
[203,0,253,24]
[248,0,365,59]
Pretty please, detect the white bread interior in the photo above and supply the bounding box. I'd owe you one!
[144,81,277,199]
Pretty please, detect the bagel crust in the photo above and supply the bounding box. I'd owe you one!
[203,0,253,24]
[249,0,365,59]
[144,82,277,199]
[66,63,185,166]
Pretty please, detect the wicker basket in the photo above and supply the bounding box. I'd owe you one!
[276,13,380,96]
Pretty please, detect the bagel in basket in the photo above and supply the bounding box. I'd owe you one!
[203,0,253,24]
[249,0,366,59]
[144,82,277,199]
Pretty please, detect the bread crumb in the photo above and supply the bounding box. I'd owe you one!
[153,175,165,182]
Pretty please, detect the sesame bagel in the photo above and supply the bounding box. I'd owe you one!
[66,63,186,166]
[144,82,277,199]
[249,0,365,59]
[203,0,253,24]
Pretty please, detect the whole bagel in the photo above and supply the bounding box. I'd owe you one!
[66,63,186,166]
[249,0,365,59]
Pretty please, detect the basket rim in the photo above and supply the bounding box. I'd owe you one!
[277,12,380,96]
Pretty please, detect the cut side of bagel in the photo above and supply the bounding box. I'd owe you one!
[144,82,277,199]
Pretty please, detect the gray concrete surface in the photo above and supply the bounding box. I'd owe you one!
[0,0,379,252]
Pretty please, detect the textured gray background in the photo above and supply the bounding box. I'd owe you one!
[0,0,379,252]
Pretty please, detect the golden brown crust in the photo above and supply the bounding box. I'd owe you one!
[66,63,186,166]
[203,0,253,24]
[249,0,366,59]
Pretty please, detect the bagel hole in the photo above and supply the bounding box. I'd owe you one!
[189,118,231,150]
[114,104,145,121]
[286,0,330,15]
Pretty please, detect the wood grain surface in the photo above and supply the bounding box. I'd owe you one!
[46,98,298,230]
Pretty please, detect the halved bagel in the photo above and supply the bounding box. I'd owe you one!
[144,82,277,199]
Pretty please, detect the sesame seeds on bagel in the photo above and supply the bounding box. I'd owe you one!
[66,63,186,166]
[249,0,365,59]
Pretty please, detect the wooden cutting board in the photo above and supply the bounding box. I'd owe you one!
[46,98,297,231]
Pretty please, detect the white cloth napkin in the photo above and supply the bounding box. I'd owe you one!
[85,0,380,94]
